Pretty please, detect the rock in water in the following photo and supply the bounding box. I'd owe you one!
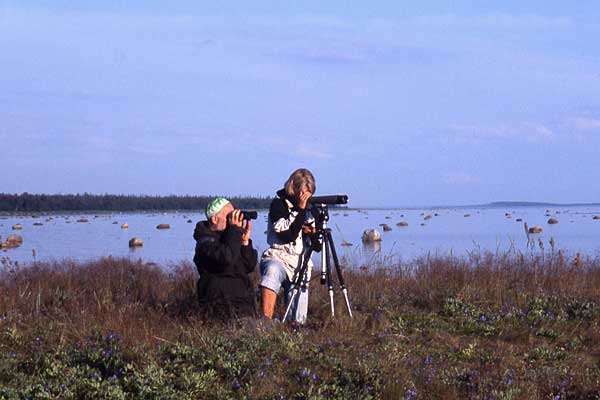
[6,235,23,248]
[33,222,43,226]
[396,221,409,227]
[362,229,382,243]
[121,223,129,229]
[529,226,543,234]
[12,224,22,230]
[424,215,432,220]
[187,219,193,223]
[129,238,143,247]
[593,216,600,220]
[156,224,171,230]
[548,218,559,224]
[464,214,471,218]
[77,218,89,223]
[382,224,392,232]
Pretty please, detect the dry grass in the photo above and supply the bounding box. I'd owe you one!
[1,252,600,398]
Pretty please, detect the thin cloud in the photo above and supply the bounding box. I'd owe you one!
[296,145,332,160]
[442,172,481,185]
[448,122,555,142]
[570,117,600,131]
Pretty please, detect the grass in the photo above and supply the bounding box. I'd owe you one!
[2,251,600,399]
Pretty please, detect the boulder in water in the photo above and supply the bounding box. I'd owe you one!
[529,226,543,234]
[396,221,409,227]
[77,218,89,223]
[362,229,382,242]
[121,223,129,229]
[12,224,22,230]
[464,214,471,217]
[6,235,23,248]
[548,218,559,224]
[424,215,432,220]
[516,218,523,222]
[382,224,392,232]
[33,222,43,226]
[593,215,600,220]
[129,238,143,247]
[157,224,171,230]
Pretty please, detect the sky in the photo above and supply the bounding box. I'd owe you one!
[1,1,600,207]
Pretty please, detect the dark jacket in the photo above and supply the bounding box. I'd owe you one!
[193,221,258,319]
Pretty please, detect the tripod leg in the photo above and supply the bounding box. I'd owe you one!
[326,230,353,318]
[324,237,335,317]
[282,246,313,322]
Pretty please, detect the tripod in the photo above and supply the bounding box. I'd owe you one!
[282,204,353,322]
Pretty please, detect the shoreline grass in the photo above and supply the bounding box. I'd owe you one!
[2,253,600,399]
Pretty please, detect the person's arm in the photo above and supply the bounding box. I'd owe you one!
[269,199,306,243]
[195,227,243,273]
[240,239,258,273]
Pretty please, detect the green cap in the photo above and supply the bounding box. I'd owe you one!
[206,197,230,218]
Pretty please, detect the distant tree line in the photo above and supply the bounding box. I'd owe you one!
[0,193,272,212]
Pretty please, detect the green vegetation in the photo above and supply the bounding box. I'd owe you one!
[2,252,600,399]
[0,193,271,213]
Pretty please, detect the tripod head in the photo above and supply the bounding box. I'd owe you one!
[310,203,330,231]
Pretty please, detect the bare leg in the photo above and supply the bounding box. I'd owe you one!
[261,287,277,319]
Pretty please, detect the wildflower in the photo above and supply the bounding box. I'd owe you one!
[258,370,265,378]
[406,388,417,400]
[232,379,241,390]
[479,315,487,322]
[311,373,318,381]
[301,368,309,377]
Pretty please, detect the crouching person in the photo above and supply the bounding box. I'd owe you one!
[193,197,257,320]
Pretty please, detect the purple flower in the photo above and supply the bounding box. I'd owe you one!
[311,373,318,381]
[406,388,417,400]
[301,368,309,377]
[232,380,241,390]
[259,370,265,378]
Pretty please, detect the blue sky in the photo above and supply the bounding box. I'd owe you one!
[1,1,600,207]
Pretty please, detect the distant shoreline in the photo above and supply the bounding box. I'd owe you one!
[1,192,599,213]
[348,201,600,210]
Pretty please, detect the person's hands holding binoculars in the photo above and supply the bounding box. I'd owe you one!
[227,209,252,245]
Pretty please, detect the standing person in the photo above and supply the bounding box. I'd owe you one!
[259,168,317,323]
[193,197,258,320]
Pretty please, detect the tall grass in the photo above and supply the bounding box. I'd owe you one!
[1,252,600,399]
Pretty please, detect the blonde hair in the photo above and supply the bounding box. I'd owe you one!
[284,168,316,197]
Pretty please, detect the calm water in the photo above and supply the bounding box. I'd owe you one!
[1,206,600,267]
